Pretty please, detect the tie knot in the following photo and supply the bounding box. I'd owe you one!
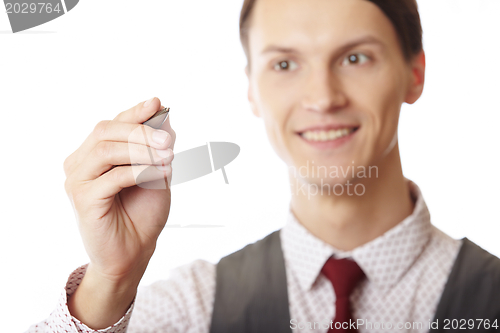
[321,257,365,298]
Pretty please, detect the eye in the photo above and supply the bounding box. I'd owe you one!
[273,60,298,71]
[341,53,370,66]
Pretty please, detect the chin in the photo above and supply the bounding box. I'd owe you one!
[289,174,368,198]
[290,156,359,176]
[288,153,377,185]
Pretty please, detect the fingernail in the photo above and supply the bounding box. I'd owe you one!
[144,97,155,108]
[152,130,169,145]
[156,148,172,158]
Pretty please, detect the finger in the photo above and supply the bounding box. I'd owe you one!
[114,97,162,124]
[65,121,172,177]
[158,113,176,151]
[87,163,173,200]
[72,98,164,167]
[76,141,174,182]
[95,121,172,149]
[64,98,167,178]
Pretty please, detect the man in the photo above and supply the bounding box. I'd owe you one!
[27,0,500,332]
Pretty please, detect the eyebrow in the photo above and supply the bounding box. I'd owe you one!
[260,35,385,55]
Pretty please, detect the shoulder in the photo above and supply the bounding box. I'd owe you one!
[455,238,500,282]
[137,259,216,300]
[170,259,217,280]
[162,258,216,288]
[432,238,500,321]
[223,229,281,259]
[428,225,500,277]
[429,229,500,287]
[216,230,283,279]
[131,260,216,331]
[214,229,284,287]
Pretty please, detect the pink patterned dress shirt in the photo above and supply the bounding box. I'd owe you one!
[26,180,462,332]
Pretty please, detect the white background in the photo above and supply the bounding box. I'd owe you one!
[0,0,499,331]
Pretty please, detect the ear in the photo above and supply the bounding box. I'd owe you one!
[245,65,261,118]
[404,50,426,105]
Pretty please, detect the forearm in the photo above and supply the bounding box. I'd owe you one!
[67,263,143,330]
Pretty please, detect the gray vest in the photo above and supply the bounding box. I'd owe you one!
[209,230,500,333]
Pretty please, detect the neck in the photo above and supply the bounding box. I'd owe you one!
[289,144,414,251]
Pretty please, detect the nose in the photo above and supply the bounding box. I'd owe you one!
[301,68,347,113]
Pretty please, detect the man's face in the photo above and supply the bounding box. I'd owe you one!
[246,0,422,186]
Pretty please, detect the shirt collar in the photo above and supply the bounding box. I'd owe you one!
[281,179,433,294]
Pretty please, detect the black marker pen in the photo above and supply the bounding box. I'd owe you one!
[143,107,170,129]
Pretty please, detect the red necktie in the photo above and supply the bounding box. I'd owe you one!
[321,257,366,332]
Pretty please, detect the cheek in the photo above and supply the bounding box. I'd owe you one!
[254,74,297,162]
[347,66,404,154]
[256,72,298,113]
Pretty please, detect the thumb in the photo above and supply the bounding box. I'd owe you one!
[113,97,162,124]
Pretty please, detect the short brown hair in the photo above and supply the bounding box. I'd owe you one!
[239,0,423,68]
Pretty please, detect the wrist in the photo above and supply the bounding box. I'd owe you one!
[67,263,143,330]
[86,245,155,291]
[86,263,141,296]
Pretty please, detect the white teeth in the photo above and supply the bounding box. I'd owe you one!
[301,128,355,142]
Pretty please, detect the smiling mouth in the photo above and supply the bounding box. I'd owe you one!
[299,127,359,142]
